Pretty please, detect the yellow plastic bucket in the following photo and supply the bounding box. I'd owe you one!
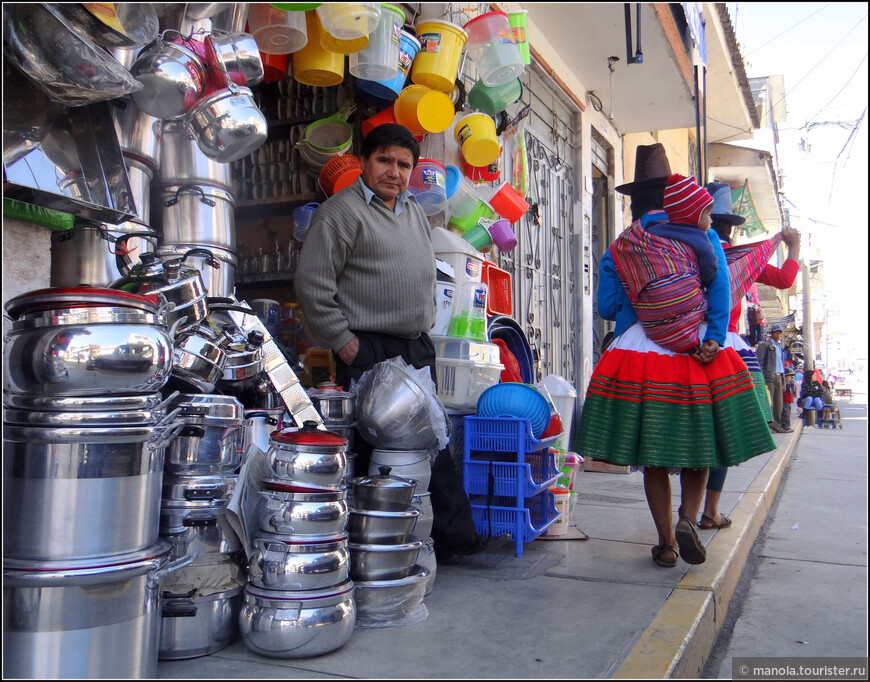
[454,113,500,167]
[320,32,369,54]
[292,10,345,86]
[412,19,468,93]
[394,84,455,135]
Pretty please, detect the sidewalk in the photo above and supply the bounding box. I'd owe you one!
[157,427,803,680]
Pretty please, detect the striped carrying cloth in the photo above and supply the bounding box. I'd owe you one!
[725,233,784,311]
[575,323,775,468]
[609,221,707,353]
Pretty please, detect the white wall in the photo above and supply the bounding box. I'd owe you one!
[2,218,52,336]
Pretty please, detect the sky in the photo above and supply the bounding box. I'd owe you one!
[726,2,868,367]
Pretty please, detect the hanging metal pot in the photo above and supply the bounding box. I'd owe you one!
[130,30,208,119]
[153,184,237,251]
[159,119,233,190]
[111,96,163,172]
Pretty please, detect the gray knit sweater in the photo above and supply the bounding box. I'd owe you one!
[294,178,437,352]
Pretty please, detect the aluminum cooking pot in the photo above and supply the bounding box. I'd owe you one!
[309,385,355,424]
[3,542,195,679]
[153,184,237,251]
[257,488,348,537]
[159,119,233,190]
[111,96,163,172]
[157,242,238,299]
[350,465,418,511]
[209,30,264,86]
[131,31,207,119]
[248,531,349,591]
[184,84,268,163]
[160,503,242,562]
[159,584,243,660]
[171,324,229,393]
[238,580,356,659]
[162,473,236,507]
[164,394,245,475]
[267,421,348,490]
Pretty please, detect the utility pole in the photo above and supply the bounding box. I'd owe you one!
[801,257,814,371]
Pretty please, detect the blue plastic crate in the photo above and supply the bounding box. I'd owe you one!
[471,491,560,558]
[464,450,559,501]
[464,416,559,457]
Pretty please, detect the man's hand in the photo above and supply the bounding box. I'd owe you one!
[691,339,720,364]
[337,337,359,365]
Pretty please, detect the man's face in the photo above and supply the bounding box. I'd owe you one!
[771,331,783,343]
[360,145,414,203]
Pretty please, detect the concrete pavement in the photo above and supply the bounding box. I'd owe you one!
[157,404,836,679]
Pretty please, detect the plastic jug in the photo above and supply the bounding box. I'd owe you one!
[448,280,488,341]
[293,202,320,242]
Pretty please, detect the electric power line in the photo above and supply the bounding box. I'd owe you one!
[805,54,868,127]
[741,2,833,57]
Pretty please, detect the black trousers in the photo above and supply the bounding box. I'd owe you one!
[336,331,482,555]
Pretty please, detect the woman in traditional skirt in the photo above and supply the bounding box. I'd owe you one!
[575,145,776,568]
[698,184,802,531]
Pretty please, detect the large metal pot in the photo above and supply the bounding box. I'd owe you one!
[159,502,242,562]
[184,82,267,164]
[164,394,245,475]
[353,564,430,624]
[267,422,348,490]
[248,531,349,591]
[2,541,195,679]
[3,295,173,397]
[111,96,163,172]
[159,119,233,190]
[257,488,348,536]
[154,184,237,251]
[209,30,264,86]
[159,584,243,660]
[368,449,432,494]
[309,386,355,424]
[3,417,183,562]
[157,242,238,299]
[238,580,356,659]
[130,31,207,119]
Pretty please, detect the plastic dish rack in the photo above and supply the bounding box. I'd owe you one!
[463,416,560,456]
[464,449,559,501]
[470,490,560,558]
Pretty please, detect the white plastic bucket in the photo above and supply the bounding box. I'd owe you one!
[463,11,524,87]
[349,3,405,81]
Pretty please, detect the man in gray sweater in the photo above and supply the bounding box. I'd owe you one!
[296,124,505,560]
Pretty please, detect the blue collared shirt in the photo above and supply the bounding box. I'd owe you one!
[774,339,784,374]
[359,179,416,216]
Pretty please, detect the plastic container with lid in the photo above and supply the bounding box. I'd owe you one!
[355,29,420,101]
[432,226,484,284]
[408,158,448,216]
[545,487,570,536]
[432,333,504,411]
[538,374,577,453]
[447,280,488,342]
[316,2,381,40]
[349,3,405,81]
[247,3,309,54]
[463,11,525,88]
[430,334,501,364]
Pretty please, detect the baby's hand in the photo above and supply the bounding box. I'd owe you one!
[691,339,720,364]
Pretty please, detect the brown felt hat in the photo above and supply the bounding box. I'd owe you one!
[615,143,672,195]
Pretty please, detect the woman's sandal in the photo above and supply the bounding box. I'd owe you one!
[697,513,732,530]
[651,544,678,568]
[675,516,707,564]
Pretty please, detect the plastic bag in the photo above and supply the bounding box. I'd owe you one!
[503,104,531,197]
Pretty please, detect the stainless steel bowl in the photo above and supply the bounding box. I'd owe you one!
[353,564,430,624]
[238,581,356,659]
[347,540,423,581]
[247,531,349,591]
[347,507,420,545]
[257,489,348,536]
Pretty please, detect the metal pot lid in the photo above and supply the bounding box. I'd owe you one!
[170,393,244,421]
[3,393,165,412]
[4,286,162,319]
[3,539,172,575]
[243,578,354,601]
[271,421,347,447]
[351,466,418,490]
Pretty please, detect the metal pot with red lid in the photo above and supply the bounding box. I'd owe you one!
[267,421,348,490]
[2,286,174,397]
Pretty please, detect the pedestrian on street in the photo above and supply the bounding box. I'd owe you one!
[756,324,792,433]
[697,183,802,529]
[782,372,796,430]
[575,144,775,569]
[294,123,501,562]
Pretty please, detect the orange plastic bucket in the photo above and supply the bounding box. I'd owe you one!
[412,19,468,92]
[393,84,455,135]
[454,113,500,167]
[261,52,290,81]
[488,180,529,224]
[319,154,362,196]
[362,105,424,141]
[292,10,345,86]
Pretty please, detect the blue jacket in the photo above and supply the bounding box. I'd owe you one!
[597,221,730,346]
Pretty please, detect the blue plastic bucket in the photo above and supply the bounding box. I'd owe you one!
[355,30,421,102]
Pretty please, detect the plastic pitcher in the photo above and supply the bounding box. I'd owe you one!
[448,280,488,341]
[508,9,530,65]
[412,19,468,92]
[292,10,344,86]
[248,4,308,54]
[467,77,523,117]
[349,3,405,81]
[408,158,448,216]
[292,202,320,242]
[461,222,494,253]
[355,30,421,102]
[394,84,455,135]
[454,112,501,167]
[463,11,524,87]
[316,2,381,40]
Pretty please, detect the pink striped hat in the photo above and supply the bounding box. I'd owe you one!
[663,173,714,226]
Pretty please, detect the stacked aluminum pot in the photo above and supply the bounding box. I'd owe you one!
[346,467,430,625]
[308,382,358,480]
[2,287,196,679]
[157,392,248,660]
[239,422,356,658]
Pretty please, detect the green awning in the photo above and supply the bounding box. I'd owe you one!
[731,183,768,237]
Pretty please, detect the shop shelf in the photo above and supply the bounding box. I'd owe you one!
[463,415,559,457]
[470,490,560,558]
[464,449,559,500]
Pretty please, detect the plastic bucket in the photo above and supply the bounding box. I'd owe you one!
[292,10,345,85]
[546,488,570,536]
[467,77,523,117]
[248,4,309,54]
[320,32,368,54]
[444,164,461,198]
[454,113,500,167]
[465,152,502,183]
[349,3,405,81]
[461,222,494,252]
[394,85,455,135]
[412,20,468,93]
[355,30,421,102]
[261,51,290,80]
[487,218,517,252]
[409,158,447,216]
[448,185,496,234]
[488,180,529,224]
[292,201,320,242]
[508,9,530,65]
[362,105,399,136]
[319,155,362,196]
[463,11,524,88]
[316,2,381,40]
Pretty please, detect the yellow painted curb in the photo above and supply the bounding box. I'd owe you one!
[611,428,802,679]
